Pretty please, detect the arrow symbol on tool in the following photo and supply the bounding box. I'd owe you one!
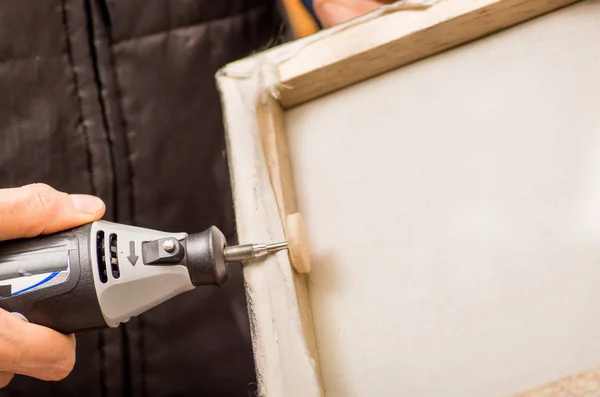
[128,241,138,265]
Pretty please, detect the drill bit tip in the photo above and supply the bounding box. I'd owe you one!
[223,241,288,263]
[266,241,288,253]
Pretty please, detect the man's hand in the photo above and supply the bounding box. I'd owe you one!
[314,0,395,27]
[0,183,105,387]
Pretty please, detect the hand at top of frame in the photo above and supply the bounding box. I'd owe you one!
[313,0,396,27]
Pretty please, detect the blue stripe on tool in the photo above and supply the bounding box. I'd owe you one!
[12,272,60,296]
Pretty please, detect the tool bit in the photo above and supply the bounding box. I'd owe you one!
[223,242,288,263]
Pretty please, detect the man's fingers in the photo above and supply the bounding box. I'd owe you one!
[0,372,14,388]
[0,310,76,381]
[314,0,383,27]
[0,183,105,241]
[0,183,99,381]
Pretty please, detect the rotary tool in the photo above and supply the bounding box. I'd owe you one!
[0,220,287,334]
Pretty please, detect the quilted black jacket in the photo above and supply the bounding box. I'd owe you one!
[0,1,284,396]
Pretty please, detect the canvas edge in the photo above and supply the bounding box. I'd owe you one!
[216,62,322,397]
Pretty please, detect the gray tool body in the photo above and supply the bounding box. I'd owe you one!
[0,220,286,334]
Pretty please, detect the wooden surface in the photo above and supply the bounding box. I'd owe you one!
[257,97,324,392]
[276,0,582,108]
[217,75,322,396]
[286,212,312,273]
[517,367,600,397]
[284,2,600,396]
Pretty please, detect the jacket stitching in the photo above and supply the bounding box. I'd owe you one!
[0,53,63,66]
[60,2,108,395]
[103,29,143,397]
[104,11,136,228]
[60,0,97,196]
[83,0,121,222]
[113,3,267,47]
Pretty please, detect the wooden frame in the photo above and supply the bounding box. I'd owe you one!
[216,1,597,395]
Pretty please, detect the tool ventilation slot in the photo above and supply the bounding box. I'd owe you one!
[96,231,108,283]
[109,234,120,279]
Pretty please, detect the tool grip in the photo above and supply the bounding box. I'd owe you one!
[0,224,106,334]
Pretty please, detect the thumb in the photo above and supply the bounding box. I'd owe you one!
[0,184,105,241]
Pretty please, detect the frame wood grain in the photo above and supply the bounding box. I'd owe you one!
[276,0,580,108]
